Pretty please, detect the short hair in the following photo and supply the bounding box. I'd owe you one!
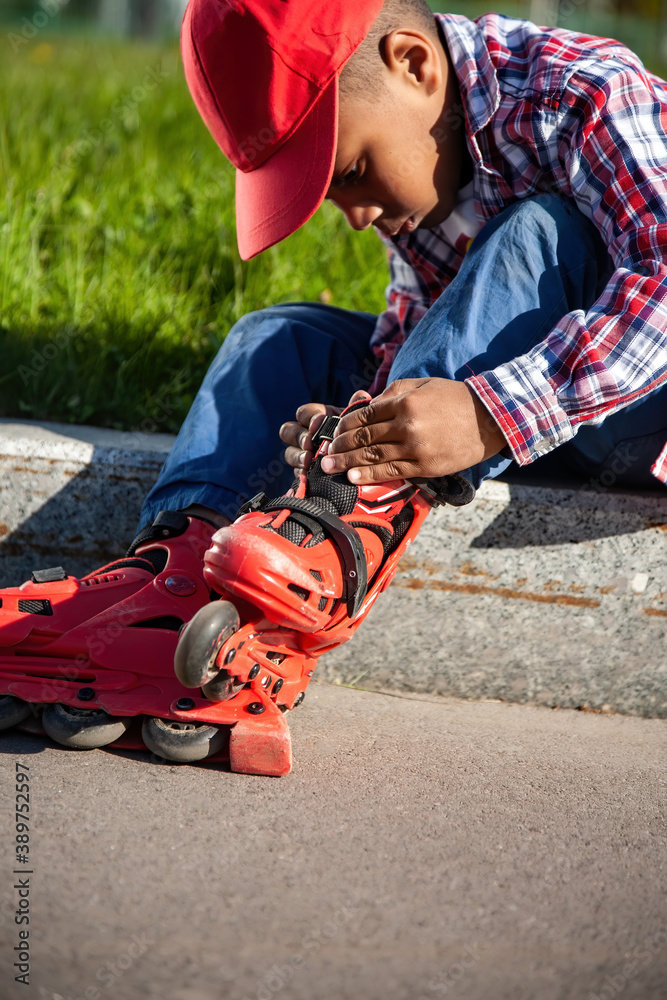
[338,0,437,101]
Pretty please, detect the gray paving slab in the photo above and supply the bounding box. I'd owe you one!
[0,683,665,1000]
[323,477,667,718]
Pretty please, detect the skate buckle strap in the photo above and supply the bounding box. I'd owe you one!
[236,492,270,518]
[311,414,340,452]
[241,493,368,618]
[127,510,191,557]
[31,566,68,584]
[411,474,476,508]
[310,401,368,452]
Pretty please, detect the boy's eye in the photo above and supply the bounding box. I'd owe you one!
[332,163,362,188]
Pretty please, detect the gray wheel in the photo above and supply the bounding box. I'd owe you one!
[141,716,226,763]
[201,674,244,702]
[174,601,240,690]
[0,696,32,731]
[42,703,131,749]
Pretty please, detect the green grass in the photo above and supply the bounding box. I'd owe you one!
[0,38,388,432]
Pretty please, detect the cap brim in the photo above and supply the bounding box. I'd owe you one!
[235,79,338,261]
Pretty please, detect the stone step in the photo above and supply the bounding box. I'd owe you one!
[1,418,665,718]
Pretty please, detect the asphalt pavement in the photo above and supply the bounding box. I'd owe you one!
[0,682,665,1000]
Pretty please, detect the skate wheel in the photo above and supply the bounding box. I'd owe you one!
[0,696,32,731]
[42,703,131,749]
[174,600,240,689]
[141,716,226,764]
[201,672,243,703]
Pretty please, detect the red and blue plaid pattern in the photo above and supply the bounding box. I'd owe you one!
[370,12,667,482]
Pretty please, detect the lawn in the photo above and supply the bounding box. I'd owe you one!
[0,38,388,433]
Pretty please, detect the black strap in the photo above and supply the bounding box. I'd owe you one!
[311,414,341,451]
[310,402,368,452]
[127,510,190,557]
[261,496,368,618]
[411,474,476,508]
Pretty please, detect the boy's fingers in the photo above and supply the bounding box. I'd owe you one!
[295,402,340,428]
[348,389,373,406]
[333,396,397,440]
[283,445,311,470]
[346,459,421,484]
[321,441,412,476]
[333,379,429,439]
[279,420,309,448]
[295,402,325,424]
[327,420,397,457]
[307,412,327,442]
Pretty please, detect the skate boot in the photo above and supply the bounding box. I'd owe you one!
[174,400,475,770]
[0,512,230,762]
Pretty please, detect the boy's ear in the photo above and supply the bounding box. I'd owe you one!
[381,28,442,94]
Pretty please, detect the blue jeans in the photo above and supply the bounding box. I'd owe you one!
[140,195,667,527]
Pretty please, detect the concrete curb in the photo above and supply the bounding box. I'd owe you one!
[1,418,666,717]
[0,418,173,577]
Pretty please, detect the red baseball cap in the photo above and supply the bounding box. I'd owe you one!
[181,0,385,259]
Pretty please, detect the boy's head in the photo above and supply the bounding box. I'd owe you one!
[182,0,466,258]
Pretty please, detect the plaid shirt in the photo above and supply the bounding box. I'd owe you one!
[370,12,667,483]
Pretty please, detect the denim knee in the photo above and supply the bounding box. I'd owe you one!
[218,305,295,353]
[468,194,607,274]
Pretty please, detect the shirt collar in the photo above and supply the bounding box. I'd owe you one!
[435,12,500,140]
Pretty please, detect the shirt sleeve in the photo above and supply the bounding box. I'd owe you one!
[466,60,667,472]
[368,242,441,396]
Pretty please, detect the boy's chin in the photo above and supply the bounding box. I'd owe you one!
[419,190,461,230]
[417,205,452,230]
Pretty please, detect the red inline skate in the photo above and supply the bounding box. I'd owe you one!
[172,400,475,773]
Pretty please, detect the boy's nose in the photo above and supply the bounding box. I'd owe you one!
[328,193,383,231]
[340,203,384,231]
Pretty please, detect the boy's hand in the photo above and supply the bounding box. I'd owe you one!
[279,391,372,470]
[320,378,507,483]
[280,403,340,470]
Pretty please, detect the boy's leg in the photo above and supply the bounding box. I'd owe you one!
[387,194,667,490]
[140,302,378,527]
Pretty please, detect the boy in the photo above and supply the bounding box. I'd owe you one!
[2,0,667,763]
[143,0,667,541]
